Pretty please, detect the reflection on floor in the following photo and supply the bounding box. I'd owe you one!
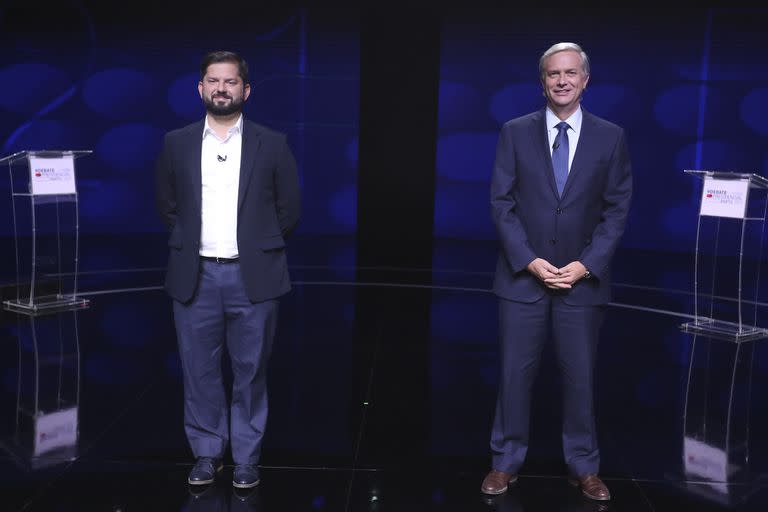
[2,263,768,511]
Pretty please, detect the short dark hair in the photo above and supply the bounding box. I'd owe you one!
[200,50,249,83]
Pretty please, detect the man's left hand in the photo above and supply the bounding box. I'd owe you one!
[543,261,588,289]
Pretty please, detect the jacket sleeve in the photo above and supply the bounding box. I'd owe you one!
[490,124,537,273]
[274,135,301,236]
[578,128,633,279]
[155,134,177,231]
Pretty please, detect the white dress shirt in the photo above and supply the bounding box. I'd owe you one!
[199,114,242,258]
[546,106,583,173]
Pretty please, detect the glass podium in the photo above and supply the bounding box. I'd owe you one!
[1,150,92,315]
[679,170,768,342]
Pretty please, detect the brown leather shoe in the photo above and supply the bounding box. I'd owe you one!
[568,474,611,501]
[481,469,518,495]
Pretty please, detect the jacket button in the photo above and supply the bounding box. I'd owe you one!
[549,238,556,244]
[556,208,562,214]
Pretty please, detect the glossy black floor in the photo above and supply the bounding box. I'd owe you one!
[2,240,768,511]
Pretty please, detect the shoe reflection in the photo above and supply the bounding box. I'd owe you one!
[186,481,263,511]
[231,487,264,510]
[481,485,610,512]
[481,491,523,511]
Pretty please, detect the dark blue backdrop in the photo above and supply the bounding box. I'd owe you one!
[3,6,768,288]
[433,8,768,285]
[0,6,359,239]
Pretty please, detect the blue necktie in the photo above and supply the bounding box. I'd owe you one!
[552,121,570,196]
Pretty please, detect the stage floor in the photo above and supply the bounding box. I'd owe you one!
[1,259,768,511]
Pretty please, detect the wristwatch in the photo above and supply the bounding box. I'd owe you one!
[583,269,592,279]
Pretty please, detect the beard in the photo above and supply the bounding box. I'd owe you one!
[203,93,244,116]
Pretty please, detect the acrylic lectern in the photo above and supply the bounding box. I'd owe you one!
[680,170,768,342]
[1,150,92,315]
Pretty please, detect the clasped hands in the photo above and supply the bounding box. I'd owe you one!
[526,258,587,289]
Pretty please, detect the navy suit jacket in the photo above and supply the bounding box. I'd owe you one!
[491,108,632,306]
[155,119,301,303]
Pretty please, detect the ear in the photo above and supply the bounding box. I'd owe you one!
[243,83,251,102]
[198,81,204,99]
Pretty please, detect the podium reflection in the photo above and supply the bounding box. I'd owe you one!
[680,333,768,506]
[0,309,81,469]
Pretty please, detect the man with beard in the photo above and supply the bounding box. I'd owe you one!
[155,50,301,489]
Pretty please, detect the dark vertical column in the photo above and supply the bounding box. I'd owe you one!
[356,9,441,275]
[353,10,442,469]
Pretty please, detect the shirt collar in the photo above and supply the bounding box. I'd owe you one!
[546,106,583,134]
[202,114,243,140]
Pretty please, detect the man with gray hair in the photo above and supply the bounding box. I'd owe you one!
[481,42,632,501]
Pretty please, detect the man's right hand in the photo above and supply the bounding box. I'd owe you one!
[527,258,569,289]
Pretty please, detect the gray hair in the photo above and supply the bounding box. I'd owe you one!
[539,42,590,78]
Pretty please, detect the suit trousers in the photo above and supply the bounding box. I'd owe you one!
[173,259,278,465]
[490,294,604,476]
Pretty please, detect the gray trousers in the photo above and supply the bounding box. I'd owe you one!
[174,260,278,465]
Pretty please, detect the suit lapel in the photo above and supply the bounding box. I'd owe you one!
[186,121,204,217]
[531,109,560,199]
[238,120,262,213]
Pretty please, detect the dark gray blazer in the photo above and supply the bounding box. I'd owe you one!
[155,119,301,303]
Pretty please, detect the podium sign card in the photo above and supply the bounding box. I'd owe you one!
[28,155,76,195]
[33,407,78,456]
[699,177,749,219]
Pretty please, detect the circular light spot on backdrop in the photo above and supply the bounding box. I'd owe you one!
[489,83,542,125]
[653,85,701,135]
[82,68,155,120]
[0,62,71,115]
[95,123,165,173]
[168,72,203,121]
[582,84,642,126]
[740,87,768,136]
[436,132,498,182]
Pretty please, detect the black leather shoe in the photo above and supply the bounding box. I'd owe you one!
[233,464,260,488]
[188,457,223,485]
